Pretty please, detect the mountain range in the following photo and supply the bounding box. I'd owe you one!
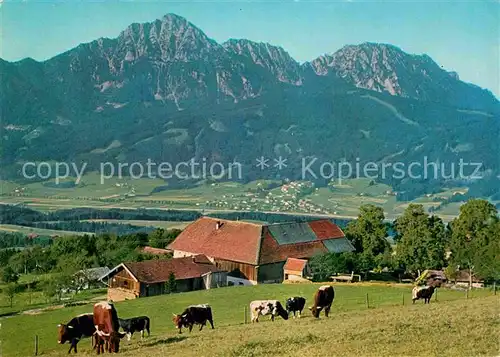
[1,13,499,199]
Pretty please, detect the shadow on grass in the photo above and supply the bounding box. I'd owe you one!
[143,336,189,347]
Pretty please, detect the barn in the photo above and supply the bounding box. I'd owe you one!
[101,254,227,301]
[168,217,355,285]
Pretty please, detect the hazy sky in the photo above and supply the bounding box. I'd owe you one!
[1,0,499,97]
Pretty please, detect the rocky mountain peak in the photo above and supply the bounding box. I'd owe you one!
[223,39,303,85]
[116,13,220,63]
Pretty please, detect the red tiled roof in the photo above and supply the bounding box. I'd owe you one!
[140,246,172,255]
[167,217,347,266]
[284,258,308,272]
[121,255,221,283]
[308,220,345,240]
[167,217,263,265]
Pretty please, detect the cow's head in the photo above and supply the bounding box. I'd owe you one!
[276,302,289,320]
[172,313,189,329]
[308,306,321,318]
[57,323,74,344]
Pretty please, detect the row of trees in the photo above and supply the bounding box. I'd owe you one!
[310,199,500,283]
[0,228,181,281]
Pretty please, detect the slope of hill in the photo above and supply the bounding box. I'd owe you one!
[1,284,496,357]
[1,13,499,199]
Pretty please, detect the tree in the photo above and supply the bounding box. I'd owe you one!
[149,228,182,249]
[448,199,499,278]
[309,252,358,281]
[394,204,446,274]
[4,283,17,307]
[1,266,19,283]
[345,204,390,272]
[42,273,73,302]
[164,272,177,294]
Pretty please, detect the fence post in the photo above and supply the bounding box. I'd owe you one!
[365,293,369,309]
[244,306,247,324]
[34,335,38,356]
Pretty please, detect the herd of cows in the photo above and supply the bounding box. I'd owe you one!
[57,284,436,354]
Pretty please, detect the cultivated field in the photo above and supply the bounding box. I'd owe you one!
[1,283,496,357]
[0,175,481,220]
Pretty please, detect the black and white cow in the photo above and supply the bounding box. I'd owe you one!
[249,300,289,323]
[285,297,306,319]
[172,304,214,334]
[118,316,150,341]
[57,313,95,354]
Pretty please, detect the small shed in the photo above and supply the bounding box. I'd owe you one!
[74,266,110,290]
[283,258,311,281]
[101,255,227,301]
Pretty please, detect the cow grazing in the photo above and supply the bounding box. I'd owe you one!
[250,300,289,323]
[412,285,436,304]
[93,301,126,354]
[172,304,214,334]
[118,316,150,341]
[309,285,335,318]
[58,313,95,354]
[285,297,306,319]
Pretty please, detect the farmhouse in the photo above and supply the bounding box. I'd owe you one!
[101,255,227,301]
[168,217,355,284]
[74,266,110,290]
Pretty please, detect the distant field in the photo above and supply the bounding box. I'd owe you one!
[0,176,472,220]
[83,219,191,230]
[0,224,91,236]
[1,283,495,357]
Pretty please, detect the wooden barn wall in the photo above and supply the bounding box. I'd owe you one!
[214,259,257,281]
[257,262,285,283]
[108,268,140,295]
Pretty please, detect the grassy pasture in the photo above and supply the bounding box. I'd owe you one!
[0,283,496,357]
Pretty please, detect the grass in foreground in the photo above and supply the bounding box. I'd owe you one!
[0,284,496,357]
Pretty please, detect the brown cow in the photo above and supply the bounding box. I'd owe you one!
[92,301,126,354]
[309,285,335,318]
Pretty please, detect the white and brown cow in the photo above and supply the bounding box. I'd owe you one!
[309,285,335,318]
[93,301,126,354]
[249,300,289,323]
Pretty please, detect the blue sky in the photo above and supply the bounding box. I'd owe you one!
[1,0,499,96]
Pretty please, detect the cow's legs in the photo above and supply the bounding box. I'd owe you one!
[141,330,144,339]
[298,310,302,319]
[199,323,204,331]
[271,314,275,322]
[209,318,215,329]
[188,324,193,333]
[324,305,331,317]
[127,332,132,341]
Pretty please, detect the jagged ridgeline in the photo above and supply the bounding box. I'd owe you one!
[1,14,499,198]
